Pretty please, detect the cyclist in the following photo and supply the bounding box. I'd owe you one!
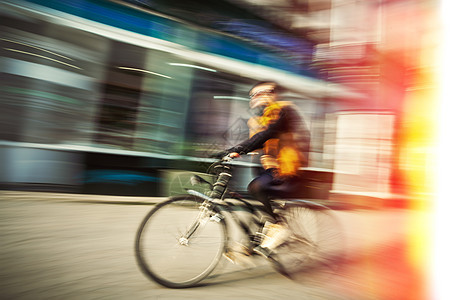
[220,80,310,259]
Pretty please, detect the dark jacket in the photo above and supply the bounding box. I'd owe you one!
[229,101,310,177]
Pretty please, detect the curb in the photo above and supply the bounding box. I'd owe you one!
[0,190,166,205]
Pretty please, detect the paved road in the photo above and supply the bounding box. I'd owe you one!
[0,191,428,300]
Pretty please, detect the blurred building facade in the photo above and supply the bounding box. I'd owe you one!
[0,0,437,203]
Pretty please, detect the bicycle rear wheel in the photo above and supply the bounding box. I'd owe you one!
[135,195,227,288]
[272,201,344,281]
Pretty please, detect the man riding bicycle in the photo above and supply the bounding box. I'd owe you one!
[218,80,311,259]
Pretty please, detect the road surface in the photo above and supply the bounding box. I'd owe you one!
[0,191,428,299]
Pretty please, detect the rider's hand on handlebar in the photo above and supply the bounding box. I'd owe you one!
[227,152,240,158]
[221,152,240,162]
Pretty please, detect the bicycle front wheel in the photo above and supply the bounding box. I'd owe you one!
[135,195,227,288]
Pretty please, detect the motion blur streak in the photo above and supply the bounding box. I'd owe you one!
[0,37,74,60]
[117,66,172,78]
[432,0,455,299]
[4,47,81,69]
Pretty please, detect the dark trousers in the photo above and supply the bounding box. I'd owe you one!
[247,169,303,222]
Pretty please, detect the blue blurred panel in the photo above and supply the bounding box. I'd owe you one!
[196,32,259,64]
[196,32,310,75]
[25,0,176,40]
[218,20,314,57]
[22,0,319,78]
[84,170,160,185]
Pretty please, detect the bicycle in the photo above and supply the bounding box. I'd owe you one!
[135,156,344,288]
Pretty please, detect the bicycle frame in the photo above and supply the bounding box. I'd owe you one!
[184,158,271,249]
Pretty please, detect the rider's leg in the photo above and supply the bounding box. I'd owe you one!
[247,169,280,222]
[248,169,302,220]
[249,171,302,257]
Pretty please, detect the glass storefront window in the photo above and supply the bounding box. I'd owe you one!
[0,13,108,145]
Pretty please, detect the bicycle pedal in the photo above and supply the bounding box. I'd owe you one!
[253,246,273,259]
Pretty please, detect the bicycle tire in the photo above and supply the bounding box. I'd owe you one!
[271,201,344,281]
[135,195,228,288]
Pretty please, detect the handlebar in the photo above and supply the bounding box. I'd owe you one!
[220,152,258,162]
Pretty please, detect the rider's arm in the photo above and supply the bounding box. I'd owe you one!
[227,106,294,155]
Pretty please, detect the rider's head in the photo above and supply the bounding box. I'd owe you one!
[249,81,279,116]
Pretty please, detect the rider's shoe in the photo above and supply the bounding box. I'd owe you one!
[223,243,254,266]
[253,223,290,258]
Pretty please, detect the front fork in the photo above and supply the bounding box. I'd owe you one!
[178,200,223,246]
